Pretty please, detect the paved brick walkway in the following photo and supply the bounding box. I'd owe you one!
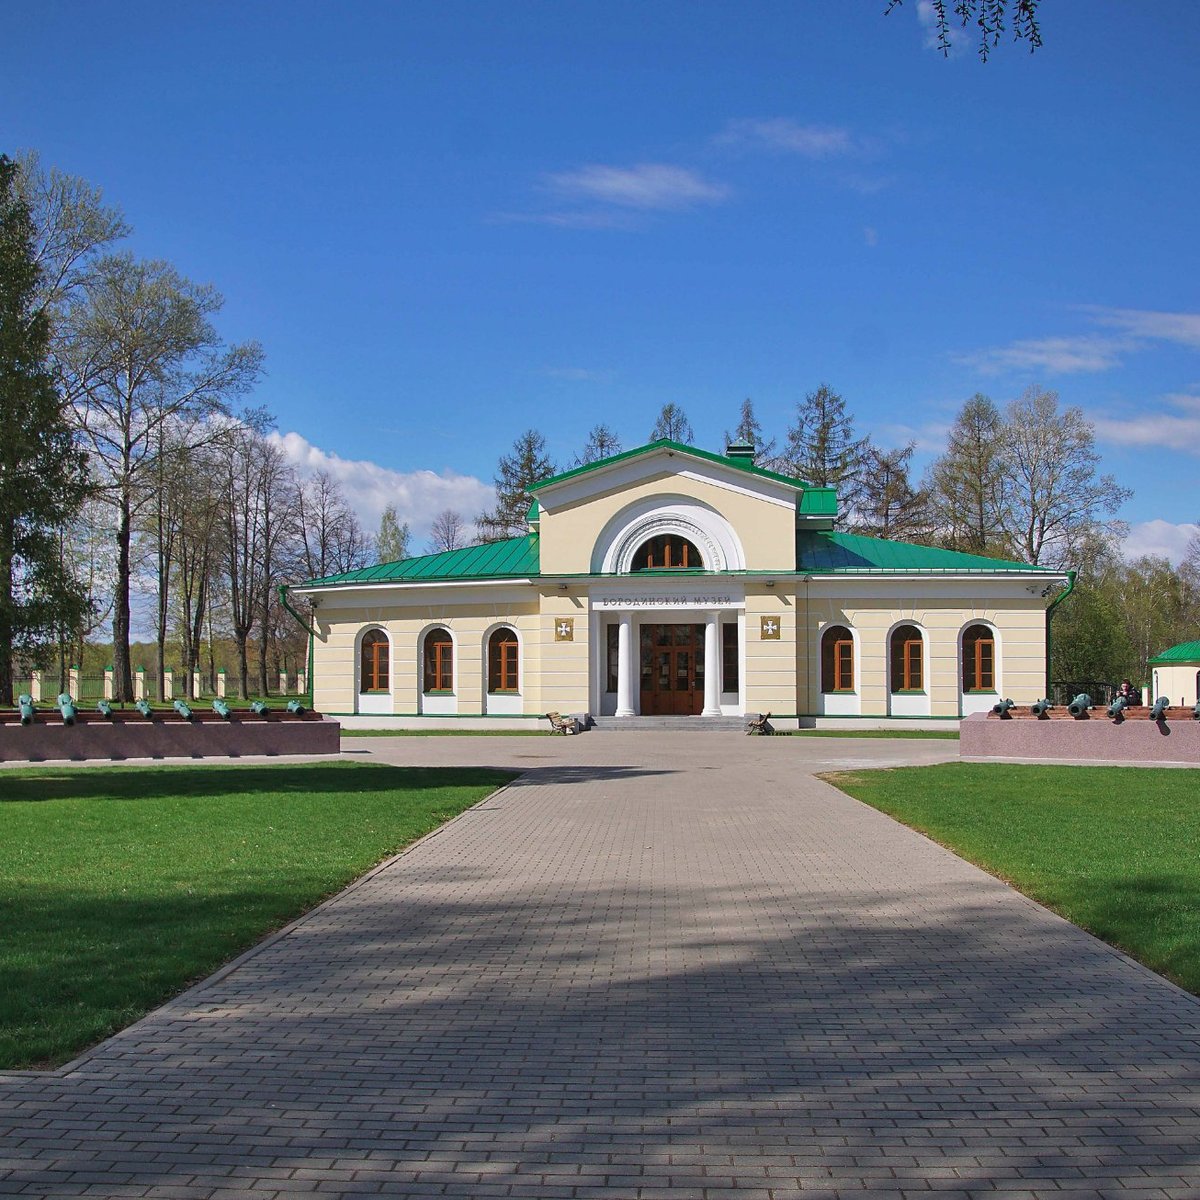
[2,733,1200,1199]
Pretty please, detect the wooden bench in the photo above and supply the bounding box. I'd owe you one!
[746,711,773,735]
[546,711,580,735]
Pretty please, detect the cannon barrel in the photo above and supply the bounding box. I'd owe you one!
[1149,695,1171,721]
[250,700,269,715]
[1067,693,1092,718]
[173,699,193,721]
[991,698,1015,716]
[1030,698,1053,717]
[57,693,77,726]
[135,698,153,718]
[17,694,35,725]
[286,699,308,716]
[212,698,232,720]
[1106,695,1128,718]
[96,699,113,719]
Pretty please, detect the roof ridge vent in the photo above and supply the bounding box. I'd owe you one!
[725,440,756,462]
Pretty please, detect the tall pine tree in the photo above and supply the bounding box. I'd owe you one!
[925,393,1007,555]
[723,397,778,463]
[649,403,694,443]
[0,156,90,705]
[477,429,554,541]
[782,384,870,517]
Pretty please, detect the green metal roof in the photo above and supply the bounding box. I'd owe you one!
[301,534,540,587]
[529,439,812,494]
[797,487,837,517]
[1148,640,1200,665]
[796,530,1053,574]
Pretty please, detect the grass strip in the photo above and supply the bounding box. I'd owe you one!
[342,728,552,737]
[824,762,1200,994]
[0,761,513,1069]
[790,729,959,740]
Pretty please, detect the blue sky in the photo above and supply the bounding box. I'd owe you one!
[7,1,1199,558]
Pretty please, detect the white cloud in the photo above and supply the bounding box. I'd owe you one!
[1091,392,1200,453]
[1121,520,1199,565]
[715,118,857,158]
[544,163,730,211]
[1084,306,1200,350]
[956,335,1132,376]
[269,431,495,544]
[961,307,1200,378]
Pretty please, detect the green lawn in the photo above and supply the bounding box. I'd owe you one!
[342,728,552,737]
[824,763,1200,994]
[0,761,514,1069]
[790,729,959,740]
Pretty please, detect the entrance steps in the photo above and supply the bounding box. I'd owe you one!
[592,715,748,732]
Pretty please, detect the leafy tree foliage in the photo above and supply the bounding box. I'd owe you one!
[14,148,128,320]
[885,0,1042,61]
[649,403,694,444]
[0,156,91,704]
[1054,537,1200,692]
[576,423,622,466]
[377,503,411,562]
[782,384,871,518]
[477,429,553,541]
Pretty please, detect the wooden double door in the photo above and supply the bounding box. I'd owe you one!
[639,623,705,716]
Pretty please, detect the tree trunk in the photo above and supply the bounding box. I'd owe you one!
[235,629,250,700]
[112,489,133,702]
[0,521,14,707]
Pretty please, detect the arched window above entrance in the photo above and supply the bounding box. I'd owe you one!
[632,533,702,571]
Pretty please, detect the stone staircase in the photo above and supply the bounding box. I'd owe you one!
[591,715,749,732]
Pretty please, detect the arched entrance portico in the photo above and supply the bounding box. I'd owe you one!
[590,587,744,718]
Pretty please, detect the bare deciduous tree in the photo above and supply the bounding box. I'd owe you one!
[60,253,263,699]
[429,509,469,553]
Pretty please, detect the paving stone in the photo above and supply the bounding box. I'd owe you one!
[0,734,1198,1197]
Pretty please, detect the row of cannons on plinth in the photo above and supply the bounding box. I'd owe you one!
[14,694,308,726]
[1,695,338,762]
[988,695,1200,723]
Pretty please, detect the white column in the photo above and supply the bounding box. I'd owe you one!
[615,613,635,717]
[703,612,721,716]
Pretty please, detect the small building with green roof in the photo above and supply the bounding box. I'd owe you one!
[1148,641,1200,708]
[289,439,1068,726]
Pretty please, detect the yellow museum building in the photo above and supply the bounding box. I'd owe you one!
[289,440,1067,727]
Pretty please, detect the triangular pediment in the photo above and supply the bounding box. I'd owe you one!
[530,440,805,513]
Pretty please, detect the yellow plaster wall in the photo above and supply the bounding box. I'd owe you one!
[1153,663,1200,706]
[743,586,800,714]
[312,596,543,715]
[538,472,795,573]
[534,589,592,713]
[794,587,1048,716]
